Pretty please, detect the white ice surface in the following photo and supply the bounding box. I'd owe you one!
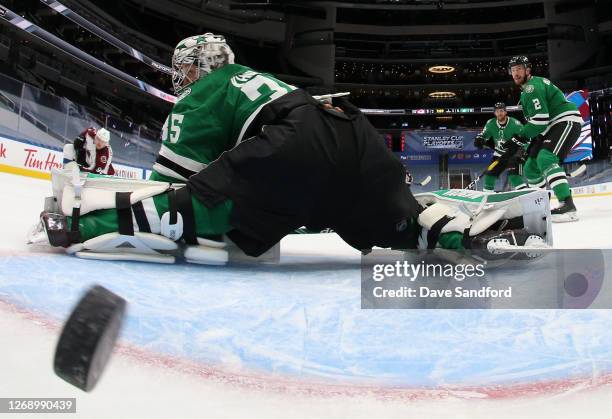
[1,172,612,418]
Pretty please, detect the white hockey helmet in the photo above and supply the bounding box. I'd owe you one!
[95,128,110,144]
[171,33,235,93]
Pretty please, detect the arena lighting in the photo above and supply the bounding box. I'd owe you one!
[428,91,457,99]
[428,65,455,74]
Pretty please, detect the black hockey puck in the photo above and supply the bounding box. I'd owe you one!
[53,285,127,392]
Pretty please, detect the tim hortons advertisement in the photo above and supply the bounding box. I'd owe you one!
[0,135,145,179]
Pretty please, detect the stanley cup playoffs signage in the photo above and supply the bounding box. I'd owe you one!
[399,130,493,164]
[421,133,465,150]
[397,90,593,165]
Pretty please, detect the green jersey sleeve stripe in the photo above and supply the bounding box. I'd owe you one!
[159,145,207,173]
[152,163,188,182]
[549,111,582,123]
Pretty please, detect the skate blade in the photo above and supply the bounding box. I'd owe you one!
[26,219,49,245]
[552,212,579,223]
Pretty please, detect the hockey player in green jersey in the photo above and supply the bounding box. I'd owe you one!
[150,34,297,183]
[32,34,552,264]
[474,102,527,192]
[506,56,583,222]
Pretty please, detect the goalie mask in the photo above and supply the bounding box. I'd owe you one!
[172,33,235,93]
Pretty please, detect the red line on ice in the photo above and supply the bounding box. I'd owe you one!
[1,296,611,402]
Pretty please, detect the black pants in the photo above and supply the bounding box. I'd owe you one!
[527,121,582,160]
[188,90,421,256]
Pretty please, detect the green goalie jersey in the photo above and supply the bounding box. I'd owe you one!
[479,116,524,156]
[151,64,297,182]
[518,76,582,140]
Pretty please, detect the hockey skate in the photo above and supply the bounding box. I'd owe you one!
[468,228,548,261]
[551,196,578,223]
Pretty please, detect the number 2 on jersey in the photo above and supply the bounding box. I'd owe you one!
[533,98,542,110]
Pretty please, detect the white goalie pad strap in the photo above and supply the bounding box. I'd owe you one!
[51,168,179,215]
[63,144,76,162]
[61,182,170,216]
[141,197,162,234]
[68,232,177,264]
[83,232,178,252]
[470,208,508,236]
[189,237,280,264]
[184,244,229,266]
[185,238,280,265]
[79,175,176,192]
[52,167,178,195]
[75,251,175,264]
[418,203,472,234]
[160,211,183,241]
[197,237,227,248]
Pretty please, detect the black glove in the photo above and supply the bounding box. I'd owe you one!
[73,137,87,166]
[474,135,486,150]
[504,135,528,155]
[475,135,496,150]
[405,172,413,185]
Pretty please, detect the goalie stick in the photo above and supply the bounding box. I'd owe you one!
[466,163,586,191]
[466,160,499,191]
[567,164,586,178]
[312,92,350,102]
[414,175,432,187]
[405,174,432,187]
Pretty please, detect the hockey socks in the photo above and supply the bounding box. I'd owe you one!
[437,232,465,250]
[483,174,497,192]
[525,150,572,201]
[508,174,528,190]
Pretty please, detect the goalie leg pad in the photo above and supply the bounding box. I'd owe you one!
[50,167,173,216]
[70,232,178,264]
[415,189,552,249]
[63,143,75,161]
[43,169,280,265]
